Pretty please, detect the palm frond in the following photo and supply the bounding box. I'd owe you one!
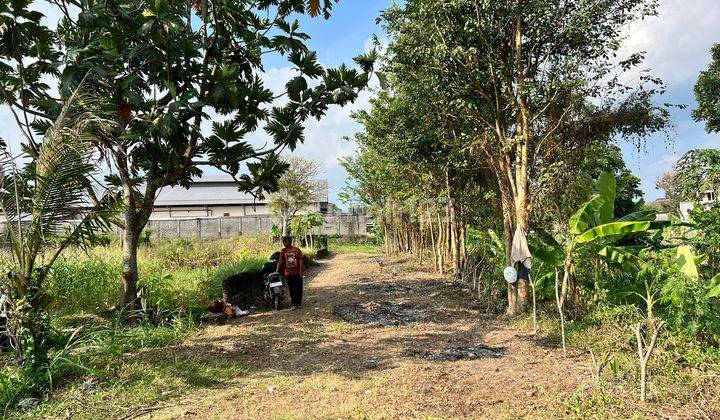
[24,79,115,254]
[0,75,117,277]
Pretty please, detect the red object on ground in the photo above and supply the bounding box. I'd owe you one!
[208,300,223,313]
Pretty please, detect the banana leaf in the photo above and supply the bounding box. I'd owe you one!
[597,245,642,269]
[597,171,616,224]
[569,195,605,234]
[575,221,650,244]
[707,274,720,299]
[676,245,699,279]
[529,228,565,267]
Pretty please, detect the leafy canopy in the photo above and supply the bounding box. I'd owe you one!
[694,43,720,134]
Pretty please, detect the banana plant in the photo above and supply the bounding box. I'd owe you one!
[530,171,659,310]
[0,80,118,367]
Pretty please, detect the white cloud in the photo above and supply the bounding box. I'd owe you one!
[624,0,720,83]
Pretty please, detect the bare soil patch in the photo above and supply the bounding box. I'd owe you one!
[140,252,592,419]
[333,301,429,327]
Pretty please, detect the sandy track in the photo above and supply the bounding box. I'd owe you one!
[146,252,590,419]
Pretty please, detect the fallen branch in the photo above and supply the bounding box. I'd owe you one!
[119,403,177,420]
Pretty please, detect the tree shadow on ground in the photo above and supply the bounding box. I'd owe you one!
[137,274,514,386]
[132,252,571,404]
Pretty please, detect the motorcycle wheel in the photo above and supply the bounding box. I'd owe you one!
[274,294,281,311]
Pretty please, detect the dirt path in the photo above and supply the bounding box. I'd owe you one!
[149,252,590,419]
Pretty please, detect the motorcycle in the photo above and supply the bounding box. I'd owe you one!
[261,252,286,310]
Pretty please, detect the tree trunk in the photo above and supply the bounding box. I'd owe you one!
[436,212,444,274]
[502,200,518,315]
[281,215,289,236]
[428,209,438,271]
[559,255,573,310]
[513,12,531,315]
[514,205,530,313]
[121,220,141,310]
[383,223,390,255]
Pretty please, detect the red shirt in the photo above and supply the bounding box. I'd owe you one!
[277,246,303,276]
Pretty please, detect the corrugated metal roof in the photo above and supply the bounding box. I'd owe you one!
[154,176,329,206]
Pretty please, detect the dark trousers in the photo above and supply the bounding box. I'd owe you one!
[286,274,303,306]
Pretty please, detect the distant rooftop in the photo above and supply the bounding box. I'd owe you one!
[154,175,328,207]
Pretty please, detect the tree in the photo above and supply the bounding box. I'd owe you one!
[689,203,720,275]
[667,149,720,202]
[0,0,62,154]
[0,81,116,367]
[380,0,669,314]
[269,157,323,235]
[342,87,498,274]
[694,43,720,133]
[533,143,644,227]
[655,171,684,213]
[289,212,323,248]
[27,0,375,308]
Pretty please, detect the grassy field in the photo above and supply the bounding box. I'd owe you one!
[511,304,720,417]
[0,235,325,416]
[19,250,717,419]
[3,238,718,418]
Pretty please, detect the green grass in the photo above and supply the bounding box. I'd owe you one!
[328,237,380,254]
[43,236,281,314]
[0,235,282,416]
[1,314,202,417]
[12,323,248,419]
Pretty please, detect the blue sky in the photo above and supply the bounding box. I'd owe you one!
[2,0,719,208]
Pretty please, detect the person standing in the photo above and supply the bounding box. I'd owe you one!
[276,236,304,310]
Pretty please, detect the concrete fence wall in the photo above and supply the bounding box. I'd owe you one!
[111,214,369,239]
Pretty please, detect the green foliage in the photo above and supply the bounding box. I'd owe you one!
[289,213,324,242]
[44,237,277,315]
[575,221,651,244]
[0,236,283,412]
[667,149,720,201]
[597,172,617,224]
[0,80,118,369]
[569,196,606,235]
[1,0,375,307]
[694,43,720,133]
[534,143,645,225]
[270,157,323,235]
[467,228,505,264]
[0,313,201,414]
[534,172,653,273]
[328,236,382,254]
[689,202,720,275]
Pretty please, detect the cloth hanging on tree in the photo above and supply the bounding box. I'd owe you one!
[510,226,532,268]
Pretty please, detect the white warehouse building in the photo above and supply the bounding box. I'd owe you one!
[149,175,329,219]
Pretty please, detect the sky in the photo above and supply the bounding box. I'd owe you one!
[1,0,719,208]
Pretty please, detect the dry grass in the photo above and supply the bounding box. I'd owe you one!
[143,253,590,419]
[29,251,719,419]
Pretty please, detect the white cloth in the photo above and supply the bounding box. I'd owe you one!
[510,226,532,265]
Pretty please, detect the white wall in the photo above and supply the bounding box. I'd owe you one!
[149,203,323,220]
[149,204,272,219]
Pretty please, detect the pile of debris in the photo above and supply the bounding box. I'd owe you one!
[357,280,451,295]
[424,345,505,362]
[202,300,250,324]
[357,283,414,294]
[333,300,429,327]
